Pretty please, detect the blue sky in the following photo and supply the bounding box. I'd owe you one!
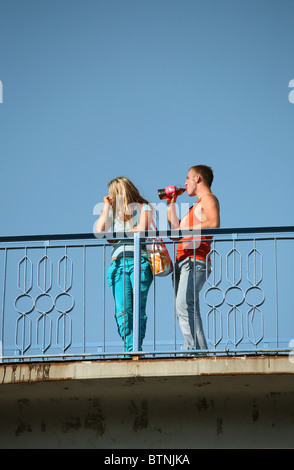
[0,0,294,237]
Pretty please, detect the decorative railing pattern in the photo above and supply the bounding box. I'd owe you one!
[14,247,75,355]
[205,238,266,349]
[0,227,293,362]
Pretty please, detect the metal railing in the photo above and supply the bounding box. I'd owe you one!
[0,226,293,362]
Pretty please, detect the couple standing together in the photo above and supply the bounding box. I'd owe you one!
[96,165,220,354]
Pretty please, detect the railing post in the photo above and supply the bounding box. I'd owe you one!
[133,232,141,353]
[0,249,7,363]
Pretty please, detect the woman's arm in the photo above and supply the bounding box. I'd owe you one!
[95,196,113,232]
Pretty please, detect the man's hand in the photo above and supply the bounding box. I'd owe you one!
[166,192,177,205]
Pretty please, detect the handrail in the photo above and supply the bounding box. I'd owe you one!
[0,225,294,243]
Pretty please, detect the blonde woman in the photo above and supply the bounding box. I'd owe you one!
[96,176,153,353]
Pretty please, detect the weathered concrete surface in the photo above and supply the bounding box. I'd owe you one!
[0,356,294,449]
[1,355,294,384]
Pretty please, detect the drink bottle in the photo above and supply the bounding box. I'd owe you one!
[158,186,186,200]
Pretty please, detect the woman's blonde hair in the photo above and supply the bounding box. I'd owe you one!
[108,176,151,222]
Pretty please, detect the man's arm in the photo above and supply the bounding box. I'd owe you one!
[167,194,180,230]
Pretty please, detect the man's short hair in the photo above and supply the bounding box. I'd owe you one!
[190,165,214,187]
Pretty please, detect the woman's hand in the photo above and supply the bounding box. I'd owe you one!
[103,195,112,206]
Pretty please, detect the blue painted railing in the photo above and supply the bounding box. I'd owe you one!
[0,226,293,362]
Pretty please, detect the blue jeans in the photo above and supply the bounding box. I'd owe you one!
[174,258,211,351]
[107,257,153,352]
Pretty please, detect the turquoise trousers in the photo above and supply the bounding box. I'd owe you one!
[107,257,153,352]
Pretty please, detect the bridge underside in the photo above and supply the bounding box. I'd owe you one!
[0,356,293,449]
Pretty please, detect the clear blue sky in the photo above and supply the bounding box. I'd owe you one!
[0,0,294,237]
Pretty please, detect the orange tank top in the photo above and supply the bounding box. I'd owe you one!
[176,194,213,262]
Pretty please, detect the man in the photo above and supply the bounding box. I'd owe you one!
[167,165,220,352]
